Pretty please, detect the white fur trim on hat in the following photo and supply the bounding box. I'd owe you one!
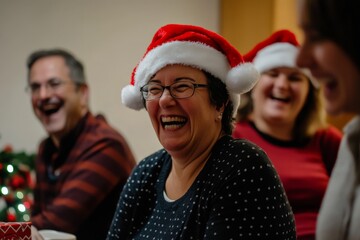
[253,42,298,73]
[122,41,229,110]
[122,40,259,114]
[253,42,318,87]
[135,41,230,88]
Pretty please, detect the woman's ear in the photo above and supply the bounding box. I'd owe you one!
[215,101,226,121]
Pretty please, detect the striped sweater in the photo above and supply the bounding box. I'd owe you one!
[31,112,136,240]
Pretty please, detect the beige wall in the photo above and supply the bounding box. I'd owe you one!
[220,0,274,53]
[273,0,303,39]
[220,0,300,53]
[0,0,220,161]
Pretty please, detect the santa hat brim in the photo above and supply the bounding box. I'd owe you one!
[253,42,318,87]
[122,41,259,114]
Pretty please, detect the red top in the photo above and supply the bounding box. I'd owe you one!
[232,121,342,240]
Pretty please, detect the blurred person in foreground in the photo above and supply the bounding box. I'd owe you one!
[296,0,360,239]
[232,29,342,240]
[106,24,297,239]
[26,48,136,240]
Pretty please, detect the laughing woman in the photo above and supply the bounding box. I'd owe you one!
[232,30,342,240]
[106,24,296,239]
[296,0,360,239]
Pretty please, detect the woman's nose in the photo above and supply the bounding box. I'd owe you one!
[274,74,290,88]
[159,88,176,107]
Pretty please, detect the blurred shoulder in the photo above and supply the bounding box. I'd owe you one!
[217,135,267,155]
[213,136,269,166]
[315,125,343,144]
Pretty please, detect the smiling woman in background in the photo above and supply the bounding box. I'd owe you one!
[296,0,360,239]
[106,24,297,239]
[232,30,342,240]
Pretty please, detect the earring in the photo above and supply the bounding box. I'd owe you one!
[218,112,223,120]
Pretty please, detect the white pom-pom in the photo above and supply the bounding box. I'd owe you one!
[121,85,144,110]
[226,62,260,94]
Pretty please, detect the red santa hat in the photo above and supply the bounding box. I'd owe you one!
[244,29,318,87]
[121,24,259,113]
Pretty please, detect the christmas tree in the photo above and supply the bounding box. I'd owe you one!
[0,145,35,222]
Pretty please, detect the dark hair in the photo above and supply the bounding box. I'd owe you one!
[27,48,86,85]
[235,91,253,122]
[304,0,360,67]
[293,81,325,138]
[203,71,234,135]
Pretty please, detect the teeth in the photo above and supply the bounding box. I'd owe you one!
[272,94,288,99]
[271,95,290,102]
[164,124,184,130]
[161,116,187,130]
[161,116,186,123]
[273,96,285,99]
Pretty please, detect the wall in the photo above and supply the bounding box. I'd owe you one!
[0,0,220,161]
[220,0,274,53]
[221,0,300,55]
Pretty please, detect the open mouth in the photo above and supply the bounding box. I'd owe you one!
[161,116,187,130]
[270,95,291,103]
[37,98,64,116]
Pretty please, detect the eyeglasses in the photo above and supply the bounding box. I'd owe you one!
[26,78,69,96]
[140,81,208,100]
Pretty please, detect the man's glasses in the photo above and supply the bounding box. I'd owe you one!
[26,78,69,96]
[140,81,208,101]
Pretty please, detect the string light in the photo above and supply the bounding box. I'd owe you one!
[16,191,24,199]
[17,203,26,213]
[6,164,14,173]
[1,186,9,195]
[0,148,35,222]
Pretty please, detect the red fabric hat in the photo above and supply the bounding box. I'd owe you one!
[244,29,317,87]
[121,24,259,114]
